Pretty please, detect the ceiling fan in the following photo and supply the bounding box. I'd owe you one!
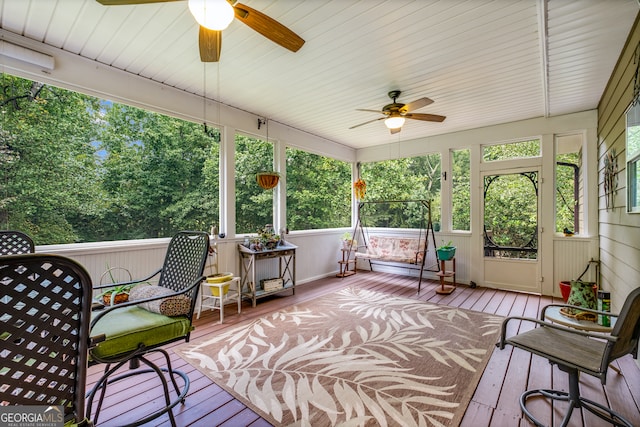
[350,90,446,134]
[95,0,305,62]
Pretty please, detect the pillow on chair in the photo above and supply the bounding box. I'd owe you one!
[129,283,191,316]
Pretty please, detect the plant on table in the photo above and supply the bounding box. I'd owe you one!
[436,240,456,261]
[341,231,357,249]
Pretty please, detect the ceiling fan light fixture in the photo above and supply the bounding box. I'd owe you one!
[188,0,235,31]
[384,116,405,129]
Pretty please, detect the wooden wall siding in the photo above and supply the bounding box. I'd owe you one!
[597,13,640,313]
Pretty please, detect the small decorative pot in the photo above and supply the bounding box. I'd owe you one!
[436,247,456,261]
[564,280,598,315]
[559,280,597,303]
[103,292,128,305]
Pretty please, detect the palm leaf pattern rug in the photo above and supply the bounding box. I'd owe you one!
[176,287,502,426]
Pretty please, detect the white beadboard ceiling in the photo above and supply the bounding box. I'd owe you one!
[0,0,638,149]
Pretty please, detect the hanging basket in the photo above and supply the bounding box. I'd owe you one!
[257,172,280,190]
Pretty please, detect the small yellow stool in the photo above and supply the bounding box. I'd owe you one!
[196,273,241,323]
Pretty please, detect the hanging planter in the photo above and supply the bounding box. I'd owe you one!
[257,172,280,190]
[354,179,366,201]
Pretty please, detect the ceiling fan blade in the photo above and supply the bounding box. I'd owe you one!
[349,117,384,129]
[399,97,434,114]
[404,113,446,122]
[234,3,305,52]
[199,26,221,62]
[390,127,402,135]
[356,109,386,114]
[96,0,179,5]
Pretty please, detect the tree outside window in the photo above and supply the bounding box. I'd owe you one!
[235,134,273,234]
[360,155,441,228]
[452,149,470,231]
[1,73,219,244]
[286,148,351,230]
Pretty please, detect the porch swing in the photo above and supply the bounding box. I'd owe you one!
[347,199,439,292]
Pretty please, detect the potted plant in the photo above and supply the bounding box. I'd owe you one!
[99,283,135,305]
[436,240,456,261]
[340,232,357,249]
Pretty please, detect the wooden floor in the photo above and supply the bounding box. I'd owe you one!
[86,271,640,426]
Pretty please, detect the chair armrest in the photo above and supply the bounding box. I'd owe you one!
[92,268,162,291]
[90,274,205,330]
[540,303,619,321]
[496,316,618,350]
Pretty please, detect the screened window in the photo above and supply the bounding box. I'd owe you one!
[360,154,441,227]
[555,135,582,233]
[1,73,219,244]
[483,139,540,162]
[286,148,351,230]
[235,134,273,234]
[452,149,470,231]
[627,102,640,213]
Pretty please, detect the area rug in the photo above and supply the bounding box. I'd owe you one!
[176,287,503,426]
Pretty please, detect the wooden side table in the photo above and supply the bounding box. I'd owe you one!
[436,257,456,295]
[238,243,297,307]
[337,248,357,277]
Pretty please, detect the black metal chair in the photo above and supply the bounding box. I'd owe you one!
[0,230,35,255]
[498,287,640,427]
[87,230,210,427]
[0,253,93,426]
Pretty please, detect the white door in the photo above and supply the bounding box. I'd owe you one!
[482,169,541,293]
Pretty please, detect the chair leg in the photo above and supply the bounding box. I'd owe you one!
[86,349,190,427]
[519,367,633,427]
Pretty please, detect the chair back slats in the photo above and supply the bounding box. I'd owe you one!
[609,287,640,361]
[0,231,35,255]
[0,254,92,424]
[158,231,210,299]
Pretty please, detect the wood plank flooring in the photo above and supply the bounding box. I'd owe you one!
[86,271,640,426]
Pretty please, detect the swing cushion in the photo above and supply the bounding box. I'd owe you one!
[357,236,425,264]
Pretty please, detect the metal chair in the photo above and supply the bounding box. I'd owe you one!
[87,230,209,427]
[498,287,640,427]
[0,230,35,255]
[0,253,93,426]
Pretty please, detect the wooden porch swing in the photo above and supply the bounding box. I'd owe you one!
[345,199,439,292]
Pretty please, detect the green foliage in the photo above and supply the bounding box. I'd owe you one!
[452,149,470,231]
[360,155,441,228]
[482,139,540,162]
[555,152,579,233]
[484,172,538,259]
[235,134,273,234]
[1,73,218,244]
[286,148,351,230]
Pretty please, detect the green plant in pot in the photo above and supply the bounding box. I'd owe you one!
[98,283,135,306]
[341,231,357,249]
[436,240,456,261]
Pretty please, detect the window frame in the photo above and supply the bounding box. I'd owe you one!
[626,101,640,214]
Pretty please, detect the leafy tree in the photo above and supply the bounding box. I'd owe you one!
[483,172,538,259]
[235,134,273,234]
[96,103,218,240]
[452,149,470,231]
[286,148,351,230]
[360,155,441,228]
[1,74,102,244]
[556,152,580,233]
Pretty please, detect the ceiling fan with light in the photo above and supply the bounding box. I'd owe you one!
[96,0,305,62]
[350,90,446,134]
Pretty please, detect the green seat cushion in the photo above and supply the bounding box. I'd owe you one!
[90,305,192,361]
